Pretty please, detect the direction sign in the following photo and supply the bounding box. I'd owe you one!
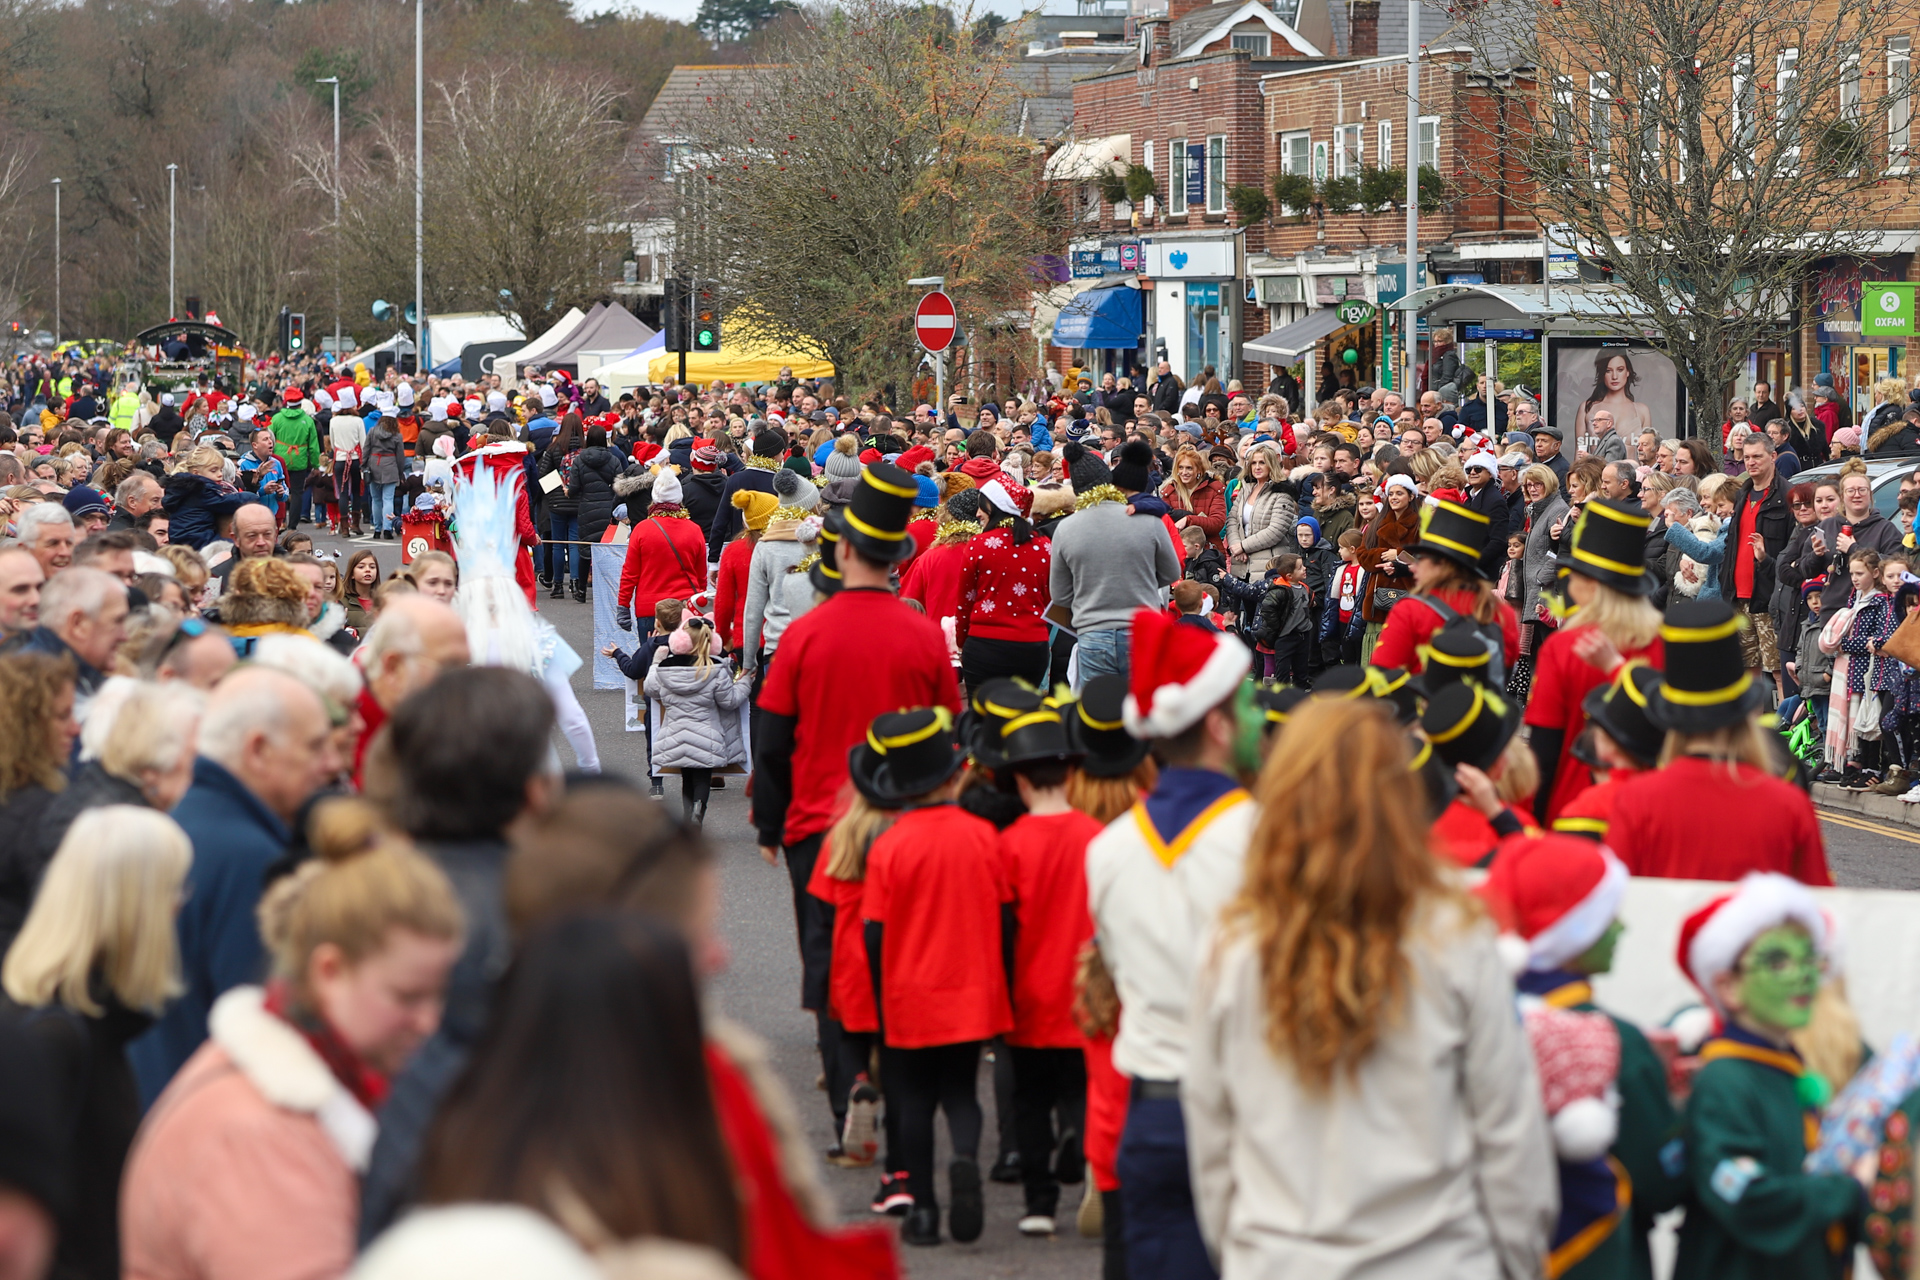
[915,291,957,353]
[1864,283,1916,339]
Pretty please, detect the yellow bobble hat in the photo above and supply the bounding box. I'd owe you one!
[732,488,780,532]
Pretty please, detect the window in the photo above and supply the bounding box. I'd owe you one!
[1377,120,1392,169]
[1143,140,1156,213]
[1081,184,1101,221]
[1841,53,1862,122]
[1334,123,1363,176]
[1417,115,1440,170]
[1169,136,1187,213]
[1313,139,1329,184]
[1589,74,1611,179]
[1273,0,1302,25]
[1278,130,1310,210]
[1732,58,1757,169]
[1230,31,1270,55]
[1205,134,1227,213]
[1636,69,1660,172]
[1777,47,1800,169]
[1891,38,1912,171]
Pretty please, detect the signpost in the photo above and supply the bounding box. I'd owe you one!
[1863,283,1916,339]
[912,282,955,407]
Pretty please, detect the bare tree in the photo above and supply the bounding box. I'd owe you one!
[1454,0,1918,432]
[650,0,1068,400]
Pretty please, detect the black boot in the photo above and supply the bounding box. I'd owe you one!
[538,570,552,588]
[550,577,565,599]
[571,582,587,603]
[901,1206,941,1247]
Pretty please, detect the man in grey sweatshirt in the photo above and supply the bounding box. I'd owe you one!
[1051,440,1181,686]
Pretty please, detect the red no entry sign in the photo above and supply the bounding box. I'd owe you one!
[915,291,956,353]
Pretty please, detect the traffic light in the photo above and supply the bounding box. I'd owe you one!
[693,283,720,353]
[663,275,690,353]
[288,313,305,352]
[278,306,291,352]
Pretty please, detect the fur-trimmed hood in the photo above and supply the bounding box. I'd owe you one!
[1313,486,1358,516]
[1030,480,1076,519]
[612,469,654,501]
[208,985,376,1171]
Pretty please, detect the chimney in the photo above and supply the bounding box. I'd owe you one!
[1164,0,1211,22]
[1349,0,1379,56]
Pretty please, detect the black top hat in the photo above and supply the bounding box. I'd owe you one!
[964,679,1043,771]
[1255,682,1310,733]
[1580,660,1667,767]
[1566,498,1653,597]
[809,507,845,597]
[1408,734,1460,818]
[1645,599,1768,733]
[998,704,1080,766]
[847,739,892,808]
[1069,675,1152,777]
[1420,678,1521,772]
[864,707,966,803]
[1366,666,1421,724]
[1410,497,1493,580]
[1313,665,1375,702]
[1413,618,1496,698]
[840,462,919,564]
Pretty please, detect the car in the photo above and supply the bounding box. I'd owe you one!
[1789,457,1920,519]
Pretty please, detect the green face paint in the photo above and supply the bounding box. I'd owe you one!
[1734,925,1821,1033]
[1569,919,1624,977]
[1232,679,1265,778]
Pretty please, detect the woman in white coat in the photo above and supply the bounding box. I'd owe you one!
[1184,697,1556,1279]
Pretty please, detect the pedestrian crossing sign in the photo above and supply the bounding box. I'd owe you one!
[1863,283,1915,337]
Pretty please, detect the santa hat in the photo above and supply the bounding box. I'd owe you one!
[859,447,882,465]
[979,477,1032,520]
[690,438,722,471]
[652,465,684,506]
[486,390,508,413]
[1479,835,1628,974]
[1122,607,1250,738]
[282,387,302,404]
[896,445,935,472]
[538,384,558,408]
[1676,872,1828,1014]
[1524,1006,1621,1163]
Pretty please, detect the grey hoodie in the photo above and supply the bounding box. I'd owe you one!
[1048,499,1181,632]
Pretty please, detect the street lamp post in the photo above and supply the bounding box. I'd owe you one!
[167,163,178,320]
[50,178,59,345]
[317,76,341,360]
[414,0,425,375]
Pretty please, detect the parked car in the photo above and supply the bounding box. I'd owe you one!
[1790,457,1919,518]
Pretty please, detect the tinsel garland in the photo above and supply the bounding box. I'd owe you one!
[936,519,983,544]
[1075,484,1128,511]
[647,504,690,520]
[746,454,783,471]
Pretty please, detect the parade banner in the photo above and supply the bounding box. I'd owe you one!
[591,541,631,691]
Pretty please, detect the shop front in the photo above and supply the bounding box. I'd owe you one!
[1813,256,1911,418]
[1143,234,1239,385]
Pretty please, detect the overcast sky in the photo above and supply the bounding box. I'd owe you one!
[591,0,1049,28]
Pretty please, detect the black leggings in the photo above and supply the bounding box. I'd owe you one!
[834,1025,903,1173]
[882,1041,984,1210]
[1011,1045,1088,1217]
[961,636,1052,699]
[680,767,712,820]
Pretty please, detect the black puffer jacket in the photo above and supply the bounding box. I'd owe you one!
[568,445,624,542]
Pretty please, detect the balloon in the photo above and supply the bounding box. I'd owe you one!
[1342,348,1359,365]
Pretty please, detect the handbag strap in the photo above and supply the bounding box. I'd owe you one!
[647,517,697,585]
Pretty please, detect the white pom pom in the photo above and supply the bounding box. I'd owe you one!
[1668,1005,1718,1056]
[1494,933,1532,978]
[1551,1096,1619,1162]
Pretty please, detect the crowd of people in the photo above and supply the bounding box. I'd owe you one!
[0,338,1914,1280]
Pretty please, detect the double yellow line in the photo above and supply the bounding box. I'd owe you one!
[1817,807,1920,847]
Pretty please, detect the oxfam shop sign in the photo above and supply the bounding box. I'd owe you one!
[1862,284,1916,338]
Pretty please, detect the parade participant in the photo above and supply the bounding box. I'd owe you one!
[859,707,1011,1247]
[269,387,321,530]
[1479,834,1684,1279]
[1185,697,1555,1279]
[1671,874,1866,1278]
[450,465,598,773]
[811,742,900,1175]
[1551,661,1666,842]
[715,489,777,654]
[1408,615,1498,699]
[710,426,789,561]
[955,478,1051,695]
[1370,495,1519,674]
[753,463,960,1142]
[1087,608,1252,1279]
[3,806,190,1280]
[1608,600,1831,883]
[740,469,820,675]
[1049,444,1181,685]
[452,439,540,606]
[614,465,707,639]
[899,490,983,643]
[1525,497,1665,825]
[1421,678,1532,867]
[993,704,1101,1239]
[121,800,465,1280]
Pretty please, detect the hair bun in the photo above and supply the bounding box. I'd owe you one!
[306,798,387,865]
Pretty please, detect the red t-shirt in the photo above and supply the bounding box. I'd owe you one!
[1550,767,1642,840]
[1736,495,1761,602]
[758,589,959,847]
[1431,799,1507,868]
[997,810,1103,1049]
[1523,626,1664,823]
[957,528,1052,646]
[861,804,1013,1048]
[1369,588,1521,674]
[1607,757,1832,884]
[806,857,878,1033]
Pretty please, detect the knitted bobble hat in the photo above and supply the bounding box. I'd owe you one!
[1060,440,1111,494]
[824,435,863,480]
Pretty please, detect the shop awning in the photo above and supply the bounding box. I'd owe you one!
[1043,133,1131,181]
[1243,308,1344,361]
[1051,282,1143,349]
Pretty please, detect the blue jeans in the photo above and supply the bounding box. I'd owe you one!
[549,513,580,581]
[370,482,397,532]
[1116,1089,1217,1280]
[1073,626,1129,690]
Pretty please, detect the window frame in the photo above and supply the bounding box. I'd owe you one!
[1205,133,1228,213]
[1170,135,1189,213]
[1334,122,1363,177]
[1776,47,1801,172]
[1377,119,1392,169]
[1416,114,1440,171]
[1588,73,1612,181]
[1890,38,1912,174]
[1732,57,1757,174]
[1230,31,1270,55]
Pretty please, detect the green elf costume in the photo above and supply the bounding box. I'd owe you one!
[1481,833,1685,1280]
[1673,873,1866,1280]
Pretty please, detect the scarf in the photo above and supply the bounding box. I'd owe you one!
[263,979,389,1110]
[936,518,982,544]
[745,454,782,471]
[1075,484,1128,511]
[648,503,689,520]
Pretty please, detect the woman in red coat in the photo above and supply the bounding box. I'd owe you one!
[1159,446,1227,550]
[615,465,708,632]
